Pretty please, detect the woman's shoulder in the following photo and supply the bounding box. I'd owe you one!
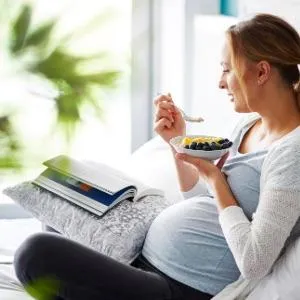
[261,126,300,186]
[230,113,260,140]
[268,126,300,156]
[234,112,260,129]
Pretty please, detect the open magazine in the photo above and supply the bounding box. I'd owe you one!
[33,155,164,217]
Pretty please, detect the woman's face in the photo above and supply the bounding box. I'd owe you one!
[219,41,252,113]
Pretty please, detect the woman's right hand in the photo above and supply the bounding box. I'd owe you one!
[153,93,186,144]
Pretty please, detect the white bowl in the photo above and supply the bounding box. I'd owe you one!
[170,135,233,161]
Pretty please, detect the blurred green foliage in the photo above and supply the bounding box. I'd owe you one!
[0,2,121,170]
[25,276,60,299]
[0,116,22,169]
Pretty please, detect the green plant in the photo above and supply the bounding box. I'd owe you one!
[25,276,60,300]
[0,2,121,170]
[0,116,22,169]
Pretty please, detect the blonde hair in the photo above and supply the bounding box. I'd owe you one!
[226,13,300,104]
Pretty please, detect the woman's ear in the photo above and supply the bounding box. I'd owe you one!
[257,61,271,86]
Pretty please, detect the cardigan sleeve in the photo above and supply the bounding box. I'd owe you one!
[219,138,300,280]
[180,178,210,199]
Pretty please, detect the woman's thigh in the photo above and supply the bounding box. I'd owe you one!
[14,233,172,300]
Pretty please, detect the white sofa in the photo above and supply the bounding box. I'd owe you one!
[0,265,33,299]
[1,135,300,299]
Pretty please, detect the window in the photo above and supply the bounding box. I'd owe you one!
[0,0,132,216]
[0,0,132,186]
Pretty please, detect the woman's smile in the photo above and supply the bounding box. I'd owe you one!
[228,93,234,102]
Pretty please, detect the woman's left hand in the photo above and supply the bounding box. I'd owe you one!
[175,152,229,183]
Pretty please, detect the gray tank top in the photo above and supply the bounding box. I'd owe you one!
[142,116,268,295]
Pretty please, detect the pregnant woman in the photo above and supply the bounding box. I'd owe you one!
[14,13,300,300]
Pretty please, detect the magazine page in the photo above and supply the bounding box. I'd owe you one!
[83,160,164,201]
[44,155,134,195]
[44,155,164,201]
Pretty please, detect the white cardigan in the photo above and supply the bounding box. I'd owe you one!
[211,114,300,299]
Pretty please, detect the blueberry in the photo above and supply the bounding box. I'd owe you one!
[222,141,233,149]
[203,145,211,151]
[210,143,218,150]
[224,138,229,143]
[221,144,228,149]
[184,145,190,149]
[190,142,197,150]
[196,143,204,150]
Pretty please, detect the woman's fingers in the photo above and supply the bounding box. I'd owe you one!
[155,110,174,123]
[154,93,181,120]
[154,93,173,106]
[155,102,176,122]
[154,117,172,131]
[156,101,175,111]
[156,102,176,117]
[175,152,230,183]
[153,94,174,133]
[153,93,184,135]
[176,152,230,169]
[175,153,201,166]
[215,152,229,169]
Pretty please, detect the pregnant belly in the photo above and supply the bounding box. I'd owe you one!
[142,197,228,267]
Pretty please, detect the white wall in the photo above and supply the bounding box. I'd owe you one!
[188,15,240,139]
[156,0,220,110]
[239,0,300,30]
[156,0,185,109]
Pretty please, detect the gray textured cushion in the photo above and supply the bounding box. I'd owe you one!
[3,182,171,264]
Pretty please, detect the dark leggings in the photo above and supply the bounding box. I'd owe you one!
[14,231,213,300]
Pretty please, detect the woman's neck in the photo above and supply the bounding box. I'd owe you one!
[254,88,300,141]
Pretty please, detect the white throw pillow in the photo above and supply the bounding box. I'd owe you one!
[3,182,171,265]
[246,237,300,300]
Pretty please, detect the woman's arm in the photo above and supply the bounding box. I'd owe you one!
[209,172,238,210]
[217,141,300,280]
[176,140,300,280]
[153,93,207,196]
[170,147,202,192]
[176,152,239,208]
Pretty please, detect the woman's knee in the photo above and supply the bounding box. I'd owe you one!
[14,233,55,282]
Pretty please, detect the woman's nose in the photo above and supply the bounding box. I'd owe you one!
[219,80,226,89]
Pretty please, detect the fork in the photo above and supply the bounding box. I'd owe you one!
[165,93,204,123]
[178,107,204,123]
